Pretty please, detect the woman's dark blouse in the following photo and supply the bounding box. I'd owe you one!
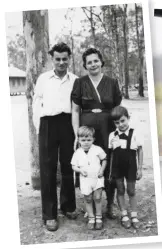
[71,75,122,111]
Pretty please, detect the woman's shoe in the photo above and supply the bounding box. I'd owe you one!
[64,211,78,219]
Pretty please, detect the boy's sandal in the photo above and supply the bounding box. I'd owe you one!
[95,216,103,230]
[87,217,95,230]
[121,215,131,229]
[131,217,140,229]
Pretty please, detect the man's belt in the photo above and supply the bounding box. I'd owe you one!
[82,109,110,113]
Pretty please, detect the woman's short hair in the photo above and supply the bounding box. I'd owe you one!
[48,42,71,57]
[82,48,105,69]
[77,126,95,138]
[111,106,129,121]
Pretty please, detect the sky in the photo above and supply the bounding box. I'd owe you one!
[5,4,135,46]
[5,7,89,45]
[5,2,162,56]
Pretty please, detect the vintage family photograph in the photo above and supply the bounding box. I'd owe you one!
[3,0,162,248]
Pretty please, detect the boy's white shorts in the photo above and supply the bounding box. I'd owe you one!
[80,176,104,196]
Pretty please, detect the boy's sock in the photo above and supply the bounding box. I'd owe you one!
[130,211,139,222]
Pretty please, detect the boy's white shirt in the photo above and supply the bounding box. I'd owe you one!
[108,127,143,150]
[71,144,106,178]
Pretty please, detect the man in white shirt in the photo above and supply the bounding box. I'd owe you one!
[33,42,78,231]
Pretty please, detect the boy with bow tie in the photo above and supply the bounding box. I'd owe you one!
[108,106,143,230]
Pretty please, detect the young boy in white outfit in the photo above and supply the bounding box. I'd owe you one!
[71,126,107,230]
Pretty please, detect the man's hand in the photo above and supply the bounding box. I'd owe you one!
[136,168,142,180]
[73,137,78,151]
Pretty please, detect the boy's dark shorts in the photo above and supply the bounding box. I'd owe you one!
[111,149,137,181]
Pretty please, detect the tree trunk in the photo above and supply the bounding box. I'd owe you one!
[71,35,75,74]
[82,7,96,47]
[111,6,122,86]
[104,6,115,78]
[123,5,129,99]
[90,7,96,47]
[23,10,50,189]
[135,4,144,97]
[138,57,144,97]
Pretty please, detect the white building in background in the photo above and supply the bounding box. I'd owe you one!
[9,66,26,95]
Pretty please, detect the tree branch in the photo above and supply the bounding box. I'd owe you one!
[82,7,91,22]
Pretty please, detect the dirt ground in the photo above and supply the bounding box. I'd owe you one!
[11,94,159,245]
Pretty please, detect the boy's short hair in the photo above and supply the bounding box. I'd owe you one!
[48,42,71,57]
[77,126,95,138]
[111,106,129,121]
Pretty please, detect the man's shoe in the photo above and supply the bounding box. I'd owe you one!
[64,211,78,219]
[46,219,58,231]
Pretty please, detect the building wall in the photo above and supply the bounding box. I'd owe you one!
[9,77,26,94]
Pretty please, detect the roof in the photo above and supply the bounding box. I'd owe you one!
[9,66,26,78]
[154,9,162,17]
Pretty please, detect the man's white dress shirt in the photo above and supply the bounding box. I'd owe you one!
[32,70,78,133]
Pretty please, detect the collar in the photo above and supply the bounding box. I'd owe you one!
[49,69,70,80]
[116,127,130,136]
[80,144,94,154]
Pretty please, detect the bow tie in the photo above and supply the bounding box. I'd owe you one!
[119,133,128,139]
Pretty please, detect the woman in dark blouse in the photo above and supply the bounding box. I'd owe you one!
[71,48,122,219]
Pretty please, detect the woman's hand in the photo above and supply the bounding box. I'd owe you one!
[98,169,104,178]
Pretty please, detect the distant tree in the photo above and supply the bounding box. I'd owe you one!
[82,6,97,47]
[128,4,145,96]
[64,8,76,74]
[7,34,26,70]
[135,4,144,97]
[100,5,124,86]
[122,4,129,99]
[55,4,145,99]
[85,4,130,98]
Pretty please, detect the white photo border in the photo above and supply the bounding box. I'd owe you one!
[1,0,162,249]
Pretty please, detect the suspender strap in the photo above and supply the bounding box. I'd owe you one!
[127,128,134,149]
[114,129,133,149]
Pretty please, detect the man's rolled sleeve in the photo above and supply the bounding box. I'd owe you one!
[32,76,43,134]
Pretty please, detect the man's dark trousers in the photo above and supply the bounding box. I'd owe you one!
[39,113,76,221]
